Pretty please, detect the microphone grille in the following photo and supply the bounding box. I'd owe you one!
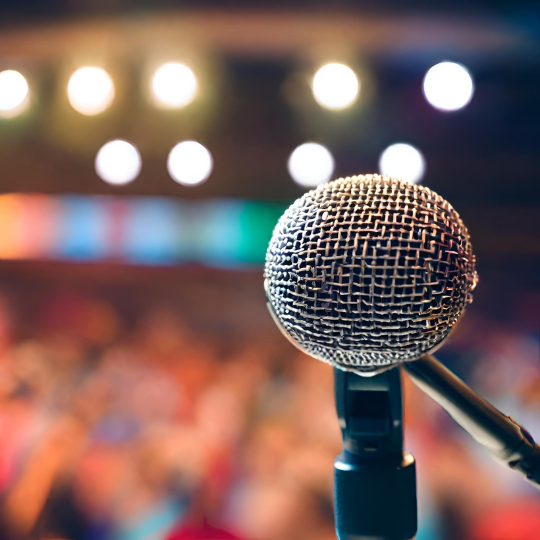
[264,174,477,372]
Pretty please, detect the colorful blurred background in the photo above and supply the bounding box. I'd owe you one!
[0,1,539,539]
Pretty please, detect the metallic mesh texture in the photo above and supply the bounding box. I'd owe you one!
[264,174,477,371]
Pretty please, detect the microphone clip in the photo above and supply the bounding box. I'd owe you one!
[334,366,404,459]
[333,366,417,540]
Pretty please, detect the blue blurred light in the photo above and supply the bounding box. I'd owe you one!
[191,200,245,266]
[122,198,183,264]
[56,196,111,260]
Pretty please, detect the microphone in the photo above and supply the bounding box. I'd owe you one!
[264,175,540,539]
[264,174,477,374]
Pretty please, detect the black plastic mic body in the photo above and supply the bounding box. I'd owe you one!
[334,366,417,540]
[404,354,540,488]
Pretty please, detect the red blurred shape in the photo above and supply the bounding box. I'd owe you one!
[471,499,540,540]
[167,520,245,540]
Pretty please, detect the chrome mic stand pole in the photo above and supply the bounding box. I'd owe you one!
[333,366,417,540]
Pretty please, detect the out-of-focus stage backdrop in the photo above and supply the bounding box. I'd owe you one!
[0,1,538,539]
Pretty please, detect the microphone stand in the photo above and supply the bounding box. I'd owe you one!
[333,366,417,540]
[333,355,540,540]
[403,354,540,488]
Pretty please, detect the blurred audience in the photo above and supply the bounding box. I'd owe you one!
[0,281,537,540]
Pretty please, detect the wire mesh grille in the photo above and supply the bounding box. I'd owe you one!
[264,174,477,371]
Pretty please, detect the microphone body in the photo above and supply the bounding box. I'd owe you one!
[265,174,478,372]
[334,365,417,539]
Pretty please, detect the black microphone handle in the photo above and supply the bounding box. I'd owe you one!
[403,354,540,488]
[334,366,417,540]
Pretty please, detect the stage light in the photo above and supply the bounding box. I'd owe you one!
[152,63,197,108]
[95,140,141,185]
[312,63,359,110]
[68,67,115,115]
[0,70,29,116]
[379,143,425,184]
[423,61,474,112]
[288,143,335,187]
[167,141,213,186]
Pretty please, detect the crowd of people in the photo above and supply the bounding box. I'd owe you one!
[0,268,537,540]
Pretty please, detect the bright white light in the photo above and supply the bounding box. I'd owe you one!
[0,70,29,115]
[288,143,335,188]
[423,61,474,112]
[312,63,359,110]
[167,141,213,186]
[152,63,197,108]
[95,140,141,185]
[379,143,426,184]
[68,67,115,115]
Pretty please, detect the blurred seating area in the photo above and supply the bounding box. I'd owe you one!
[0,264,536,540]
